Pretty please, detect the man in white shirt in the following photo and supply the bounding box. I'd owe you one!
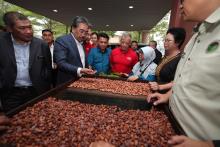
[42,29,57,87]
[54,16,96,85]
[0,12,52,112]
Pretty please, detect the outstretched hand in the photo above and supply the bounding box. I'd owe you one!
[149,82,160,91]
[81,68,97,75]
[147,90,172,105]
[168,135,214,147]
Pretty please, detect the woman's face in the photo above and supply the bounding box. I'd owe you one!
[164,33,179,51]
[91,34,98,44]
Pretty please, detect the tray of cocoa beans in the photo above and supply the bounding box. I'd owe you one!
[0,76,186,146]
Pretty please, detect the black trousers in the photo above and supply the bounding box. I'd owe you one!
[52,68,58,88]
[0,87,38,113]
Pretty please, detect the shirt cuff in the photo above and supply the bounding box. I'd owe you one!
[77,67,82,77]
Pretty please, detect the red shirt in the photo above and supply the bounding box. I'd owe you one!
[110,47,138,74]
[84,43,96,56]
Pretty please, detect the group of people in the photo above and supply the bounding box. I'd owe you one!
[0,0,220,146]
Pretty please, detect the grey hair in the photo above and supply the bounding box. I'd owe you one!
[71,16,90,28]
[120,32,132,42]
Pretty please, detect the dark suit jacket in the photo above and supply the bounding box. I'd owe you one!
[154,49,162,65]
[0,32,52,94]
[54,34,87,85]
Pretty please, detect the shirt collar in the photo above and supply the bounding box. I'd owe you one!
[71,33,83,45]
[11,34,30,46]
[98,47,108,53]
[205,7,220,24]
[50,43,54,50]
[197,7,220,34]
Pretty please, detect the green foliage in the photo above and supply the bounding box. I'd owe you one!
[148,11,170,41]
[0,0,68,37]
[129,31,142,42]
[0,0,170,41]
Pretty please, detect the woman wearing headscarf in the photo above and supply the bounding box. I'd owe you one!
[127,46,157,82]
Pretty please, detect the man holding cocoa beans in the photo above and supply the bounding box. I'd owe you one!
[147,0,220,146]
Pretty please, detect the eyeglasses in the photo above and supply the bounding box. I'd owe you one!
[79,29,88,35]
[164,39,174,43]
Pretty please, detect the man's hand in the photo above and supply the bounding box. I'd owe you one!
[149,82,160,91]
[120,73,129,78]
[80,68,96,75]
[89,141,115,147]
[168,135,214,147]
[127,75,138,81]
[147,90,171,105]
[0,114,10,131]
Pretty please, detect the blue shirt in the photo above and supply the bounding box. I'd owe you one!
[12,35,32,87]
[87,47,111,74]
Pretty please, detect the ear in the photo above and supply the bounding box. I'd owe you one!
[175,42,180,48]
[71,27,76,33]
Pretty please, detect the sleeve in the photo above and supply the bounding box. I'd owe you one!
[131,62,139,76]
[108,49,112,73]
[132,52,138,67]
[146,75,156,81]
[42,42,52,82]
[109,51,114,69]
[54,37,78,75]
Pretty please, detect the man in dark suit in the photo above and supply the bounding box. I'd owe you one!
[149,40,162,65]
[0,12,52,112]
[54,16,96,85]
[42,29,57,88]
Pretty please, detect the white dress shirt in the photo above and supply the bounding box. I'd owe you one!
[71,33,85,77]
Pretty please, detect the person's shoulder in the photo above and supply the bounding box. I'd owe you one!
[106,47,112,52]
[89,47,98,53]
[32,36,44,42]
[128,48,137,56]
[32,37,50,51]
[0,32,10,40]
[111,47,120,53]
[32,37,48,46]
[155,49,162,54]
[56,34,72,42]
[151,62,158,69]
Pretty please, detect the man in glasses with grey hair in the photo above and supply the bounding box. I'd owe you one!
[54,16,96,85]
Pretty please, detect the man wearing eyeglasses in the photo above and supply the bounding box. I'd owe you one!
[54,16,96,85]
[147,0,220,146]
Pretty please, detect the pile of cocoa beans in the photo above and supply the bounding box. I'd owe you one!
[0,97,175,146]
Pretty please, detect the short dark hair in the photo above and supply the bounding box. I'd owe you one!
[167,27,186,48]
[131,41,138,44]
[98,32,109,40]
[3,11,28,27]
[150,40,157,47]
[71,16,90,29]
[42,29,53,34]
